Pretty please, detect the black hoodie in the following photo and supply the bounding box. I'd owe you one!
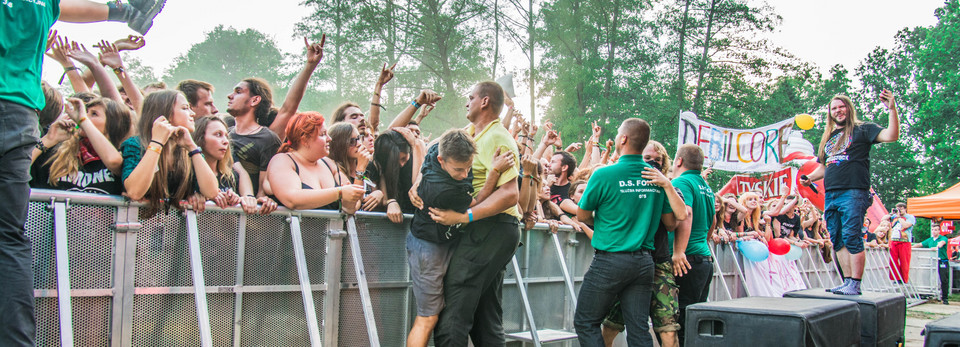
[411,143,474,243]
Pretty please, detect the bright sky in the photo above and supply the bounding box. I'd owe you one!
[44,0,946,119]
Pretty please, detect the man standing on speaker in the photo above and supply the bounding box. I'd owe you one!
[574,118,686,346]
[800,90,900,295]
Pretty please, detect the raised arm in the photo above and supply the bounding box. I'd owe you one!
[389,90,441,129]
[367,63,396,132]
[124,118,176,200]
[64,40,122,103]
[97,41,143,112]
[65,98,122,173]
[46,34,90,93]
[271,36,325,140]
[875,89,900,143]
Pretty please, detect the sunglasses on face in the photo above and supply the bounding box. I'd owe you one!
[349,137,361,147]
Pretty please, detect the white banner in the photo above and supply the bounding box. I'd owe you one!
[677,112,795,172]
[743,254,807,297]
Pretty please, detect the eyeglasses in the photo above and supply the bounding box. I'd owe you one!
[349,137,361,147]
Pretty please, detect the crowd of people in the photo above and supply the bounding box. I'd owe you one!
[4,2,949,346]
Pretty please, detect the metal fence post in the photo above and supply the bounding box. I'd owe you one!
[231,213,247,347]
[52,200,75,347]
[323,219,345,347]
[111,203,140,347]
[345,216,381,347]
[289,215,323,347]
[185,210,214,347]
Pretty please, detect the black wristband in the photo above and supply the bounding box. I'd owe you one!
[150,139,165,147]
[188,148,203,157]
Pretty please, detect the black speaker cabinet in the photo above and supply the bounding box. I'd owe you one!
[783,289,905,346]
[685,297,860,347]
[925,313,960,347]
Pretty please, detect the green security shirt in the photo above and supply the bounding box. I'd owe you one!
[921,235,949,260]
[668,170,714,257]
[578,155,673,252]
[0,0,59,109]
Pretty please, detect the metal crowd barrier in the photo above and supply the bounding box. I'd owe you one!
[27,189,937,346]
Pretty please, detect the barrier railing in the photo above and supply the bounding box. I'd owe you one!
[27,189,931,346]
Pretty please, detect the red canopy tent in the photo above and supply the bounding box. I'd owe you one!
[907,182,960,219]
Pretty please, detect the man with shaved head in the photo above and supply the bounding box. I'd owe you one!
[574,118,686,346]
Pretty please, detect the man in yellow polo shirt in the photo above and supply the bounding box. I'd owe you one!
[427,81,521,346]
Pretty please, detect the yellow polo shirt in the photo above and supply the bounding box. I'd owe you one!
[467,119,521,219]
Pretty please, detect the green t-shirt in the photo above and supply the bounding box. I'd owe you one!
[578,155,673,252]
[668,170,714,257]
[921,235,949,260]
[0,0,60,109]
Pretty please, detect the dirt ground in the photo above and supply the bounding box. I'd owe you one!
[906,298,959,346]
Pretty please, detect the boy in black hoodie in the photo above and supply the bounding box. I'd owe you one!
[406,129,512,347]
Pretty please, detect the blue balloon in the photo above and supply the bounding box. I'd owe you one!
[784,244,803,261]
[738,240,769,262]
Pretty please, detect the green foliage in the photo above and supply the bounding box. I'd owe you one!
[164,26,288,107]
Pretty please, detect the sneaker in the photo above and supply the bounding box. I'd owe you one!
[126,0,167,35]
[833,280,861,295]
[826,278,850,292]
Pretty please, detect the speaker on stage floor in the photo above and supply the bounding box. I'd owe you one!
[925,312,960,347]
[783,289,905,346]
[685,297,860,347]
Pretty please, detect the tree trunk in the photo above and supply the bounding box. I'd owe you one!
[493,0,500,77]
[602,0,620,120]
[528,0,536,124]
[676,0,691,112]
[693,0,719,114]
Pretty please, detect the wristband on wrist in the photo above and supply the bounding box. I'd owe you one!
[147,144,163,154]
[35,141,49,153]
[59,66,80,85]
[113,66,125,74]
[150,139,165,147]
[337,187,342,201]
[188,148,203,157]
[411,100,422,109]
[467,208,474,223]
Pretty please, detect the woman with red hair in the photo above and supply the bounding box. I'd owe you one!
[266,111,364,212]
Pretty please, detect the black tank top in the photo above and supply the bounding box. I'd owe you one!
[268,154,341,210]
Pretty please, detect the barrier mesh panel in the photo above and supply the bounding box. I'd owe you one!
[300,216,329,284]
[238,292,310,346]
[71,296,111,346]
[35,297,60,347]
[136,211,192,287]
[66,204,115,289]
[207,293,235,345]
[242,214,298,286]
[338,288,408,347]
[195,211,239,286]
[132,294,201,346]
[27,201,57,290]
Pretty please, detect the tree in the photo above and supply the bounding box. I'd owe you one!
[164,26,287,105]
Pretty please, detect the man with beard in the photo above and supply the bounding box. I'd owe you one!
[801,90,900,295]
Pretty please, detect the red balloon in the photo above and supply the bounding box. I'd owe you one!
[768,238,790,255]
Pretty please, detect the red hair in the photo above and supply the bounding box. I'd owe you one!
[279,111,326,153]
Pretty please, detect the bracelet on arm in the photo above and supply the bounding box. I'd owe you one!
[386,199,398,206]
[146,143,163,154]
[75,115,88,129]
[150,139,165,147]
[35,141,49,154]
[467,208,474,223]
[371,103,385,111]
[411,100,422,109]
[188,148,203,158]
[336,187,342,201]
[59,66,79,85]
[113,66,125,74]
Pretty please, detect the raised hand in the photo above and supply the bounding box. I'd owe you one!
[112,35,145,51]
[44,113,76,145]
[378,62,397,86]
[64,97,86,123]
[304,35,326,65]
[879,89,897,110]
[64,41,98,68]
[591,121,602,141]
[392,126,419,145]
[45,29,57,54]
[356,144,373,173]
[564,142,582,153]
[541,130,559,147]
[96,40,124,69]
[415,89,441,106]
[150,116,177,144]
[46,35,75,67]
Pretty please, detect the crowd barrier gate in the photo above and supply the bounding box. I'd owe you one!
[27,189,935,346]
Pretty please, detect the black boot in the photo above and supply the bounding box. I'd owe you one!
[106,0,167,35]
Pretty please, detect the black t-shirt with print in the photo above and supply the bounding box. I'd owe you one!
[653,187,684,263]
[550,182,571,205]
[229,127,281,194]
[774,213,802,239]
[822,122,883,191]
[30,146,123,195]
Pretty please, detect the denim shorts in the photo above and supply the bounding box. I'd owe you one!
[406,232,453,317]
[824,189,871,254]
